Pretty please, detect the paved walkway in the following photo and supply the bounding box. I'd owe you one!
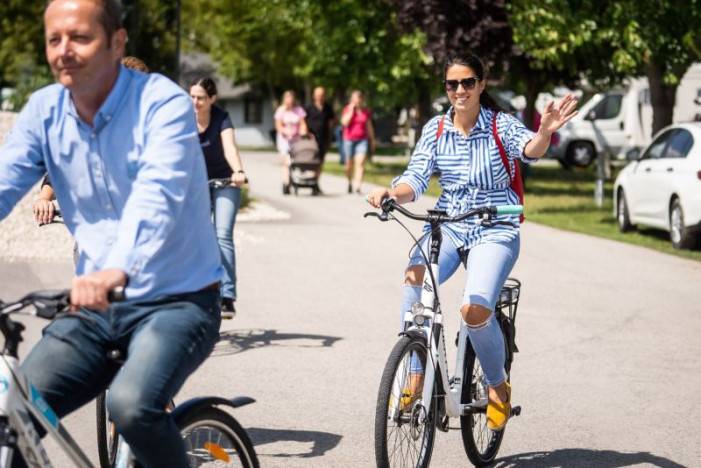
[1,151,699,467]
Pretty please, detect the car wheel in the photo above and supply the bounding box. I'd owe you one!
[670,198,697,249]
[617,190,635,232]
[566,141,595,167]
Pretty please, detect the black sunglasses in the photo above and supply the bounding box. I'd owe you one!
[444,77,480,92]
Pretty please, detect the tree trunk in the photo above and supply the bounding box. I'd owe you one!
[416,84,433,129]
[646,62,677,136]
[522,75,541,131]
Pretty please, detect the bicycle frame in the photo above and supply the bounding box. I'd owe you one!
[0,354,96,468]
[404,226,484,422]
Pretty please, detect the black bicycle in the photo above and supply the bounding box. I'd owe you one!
[368,199,523,467]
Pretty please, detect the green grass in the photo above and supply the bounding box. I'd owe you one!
[324,160,701,262]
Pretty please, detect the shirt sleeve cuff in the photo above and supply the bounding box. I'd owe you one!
[102,249,145,278]
[391,176,420,201]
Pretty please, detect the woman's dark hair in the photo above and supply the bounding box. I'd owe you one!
[189,77,218,98]
[444,53,504,112]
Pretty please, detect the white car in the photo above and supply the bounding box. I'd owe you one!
[614,123,701,249]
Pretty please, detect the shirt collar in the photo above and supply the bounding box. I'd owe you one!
[62,65,131,131]
[443,105,492,136]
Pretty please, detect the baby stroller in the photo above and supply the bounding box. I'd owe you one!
[288,135,322,195]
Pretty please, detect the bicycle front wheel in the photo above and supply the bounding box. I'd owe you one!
[96,391,119,468]
[176,406,259,468]
[374,335,436,468]
[459,343,506,466]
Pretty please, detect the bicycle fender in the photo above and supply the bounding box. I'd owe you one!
[399,329,427,343]
[171,396,256,418]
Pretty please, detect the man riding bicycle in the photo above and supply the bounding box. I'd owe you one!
[0,1,223,466]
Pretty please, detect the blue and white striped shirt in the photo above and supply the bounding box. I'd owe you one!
[393,106,536,250]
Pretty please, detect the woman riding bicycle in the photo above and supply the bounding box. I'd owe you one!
[368,53,577,431]
[190,77,247,318]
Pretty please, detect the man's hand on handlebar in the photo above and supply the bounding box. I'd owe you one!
[33,199,56,225]
[71,269,127,312]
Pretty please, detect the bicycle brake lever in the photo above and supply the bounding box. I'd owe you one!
[363,212,389,221]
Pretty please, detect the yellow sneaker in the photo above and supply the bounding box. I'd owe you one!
[486,382,511,431]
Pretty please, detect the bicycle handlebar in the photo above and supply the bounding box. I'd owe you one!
[364,198,523,224]
[208,177,249,188]
[1,287,126,319]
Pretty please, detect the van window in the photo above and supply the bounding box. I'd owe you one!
[665,129,694,159]
[591,95,622,120]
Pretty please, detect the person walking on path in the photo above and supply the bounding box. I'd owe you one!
[275,90,308,194]
[0,1,224,466]
[368,53,577,432]
[341,90,375,194]
[190,77,247,319]
[304,86,336,194]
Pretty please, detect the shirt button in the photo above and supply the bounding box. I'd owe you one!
[91,133,96,139]
[105,203,112,210]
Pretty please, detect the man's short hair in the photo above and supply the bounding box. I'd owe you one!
[45,0,123,38]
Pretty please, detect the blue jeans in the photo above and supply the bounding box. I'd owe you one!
[20,289,221,468]
[343,139,369,159]
[211,186,241,300]
[400,230,519,386]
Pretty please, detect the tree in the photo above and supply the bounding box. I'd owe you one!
[389,0,581,130]
[0,1,52,106]
[510,0,701,135]
[182,0,432,111]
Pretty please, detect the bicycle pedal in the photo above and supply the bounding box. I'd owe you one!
[510,405,522,417]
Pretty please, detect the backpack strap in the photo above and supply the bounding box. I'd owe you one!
[436,115,445,140]
[492,111,525,223]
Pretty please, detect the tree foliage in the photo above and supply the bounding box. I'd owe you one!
[182,0,432,109]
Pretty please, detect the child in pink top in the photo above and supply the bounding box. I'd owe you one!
[275,90,308,194]
[341,90,375,194]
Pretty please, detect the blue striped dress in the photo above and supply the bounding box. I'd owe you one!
[392,106,536,250]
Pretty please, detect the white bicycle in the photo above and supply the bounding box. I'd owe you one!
[368,199,523,467]
[0,289,259,467]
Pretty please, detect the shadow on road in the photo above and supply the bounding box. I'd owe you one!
[495,449,685,467]
[247,427,342,458]
[212,329,342,357]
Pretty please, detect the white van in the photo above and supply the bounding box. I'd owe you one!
[549,64,701,167]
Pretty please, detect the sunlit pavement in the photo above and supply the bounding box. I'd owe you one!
[1,151,699,467]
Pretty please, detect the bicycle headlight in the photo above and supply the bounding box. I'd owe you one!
[411,302,426,326]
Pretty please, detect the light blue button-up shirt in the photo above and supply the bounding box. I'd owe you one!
[0,66,223,300]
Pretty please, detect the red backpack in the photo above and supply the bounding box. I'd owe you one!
[436,112,525,222]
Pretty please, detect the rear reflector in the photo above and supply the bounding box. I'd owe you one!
[698,170,701,180]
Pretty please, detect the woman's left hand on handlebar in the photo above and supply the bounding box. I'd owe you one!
[231,172,246,187]
[539,93,579,134]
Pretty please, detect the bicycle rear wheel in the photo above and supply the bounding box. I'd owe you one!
[176,406,259,468]
[374,335,436,468]
[459,344,506,466]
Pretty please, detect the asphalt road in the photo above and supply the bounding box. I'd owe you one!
[1,151,700,467]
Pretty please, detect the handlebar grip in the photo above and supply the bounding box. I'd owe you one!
[107,287,127,303]
[496,205,523,216]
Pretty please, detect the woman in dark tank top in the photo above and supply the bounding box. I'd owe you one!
[190,77,247,318]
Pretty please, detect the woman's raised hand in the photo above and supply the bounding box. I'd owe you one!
[539,93,579,134]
